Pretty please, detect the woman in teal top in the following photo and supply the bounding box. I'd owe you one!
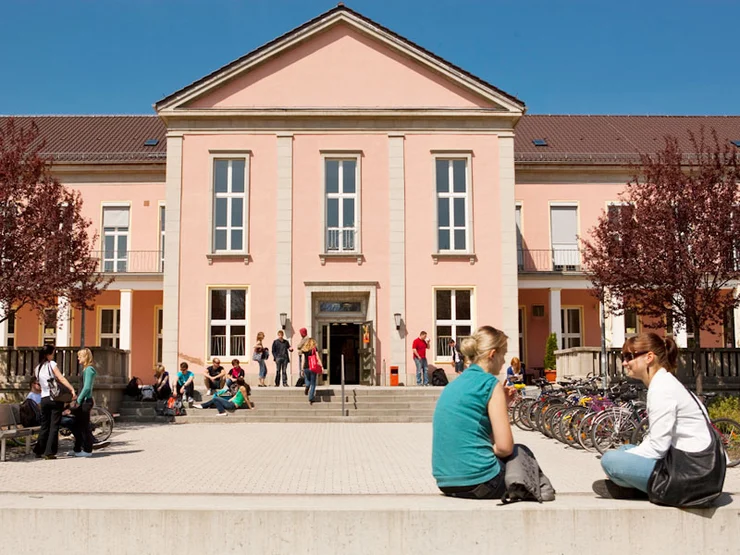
[194,378,253,415]
[71,348,97,457]
[432,325,516,499]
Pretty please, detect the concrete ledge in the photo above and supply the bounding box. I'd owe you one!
[0,493,736,555]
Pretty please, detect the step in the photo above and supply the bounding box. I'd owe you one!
[184,407,434,417]
[174,415,433,423]
[4,492,736,555]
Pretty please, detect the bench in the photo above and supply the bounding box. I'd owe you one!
[0,404,39,462]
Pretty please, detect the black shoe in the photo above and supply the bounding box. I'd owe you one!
[304,386,309,395]
[309,399,314,405]
[43,454,57,460]
[592,479,647,500]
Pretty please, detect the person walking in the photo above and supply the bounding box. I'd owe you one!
[412,331,430,386]
[449,338,464,374]
[69,348,99,457]
[272,330,293,387]
[254,332,268,387]
[33,345,76,460]
[296,327,309,372]
[301,337,319,404]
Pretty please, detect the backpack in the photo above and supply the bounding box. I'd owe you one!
[140,385,155,401]
[262,348,269,360]
[431,368,449,386]
[296,376,305,387]
[124,377,141,399]
[19,398,41,427]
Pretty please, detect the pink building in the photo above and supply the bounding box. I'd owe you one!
[3,6,740,384]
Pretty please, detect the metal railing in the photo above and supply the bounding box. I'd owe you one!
[210,335,246,358]
[326,229,357,252]
[99,250,163,274]
[518,248,581,272]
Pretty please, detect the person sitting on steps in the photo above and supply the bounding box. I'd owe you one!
[203,358,225,395]
[176,362,195,404]
[226,359,245,392]
[153,364,171,400]
[194,378,254,415]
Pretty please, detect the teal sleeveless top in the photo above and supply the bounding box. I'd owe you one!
[432,364,501,487]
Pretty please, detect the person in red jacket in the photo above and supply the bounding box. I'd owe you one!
[412,331,430,386]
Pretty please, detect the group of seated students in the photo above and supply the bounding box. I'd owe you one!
[152,360,254,415]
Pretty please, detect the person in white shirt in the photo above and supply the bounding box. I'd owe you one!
[593,332,712,499]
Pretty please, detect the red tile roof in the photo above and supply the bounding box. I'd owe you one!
[4,114,740,166]
[0,115,166,164]
[515,115,740,163]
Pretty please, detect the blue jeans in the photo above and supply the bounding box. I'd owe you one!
[304,368,317,401]
[201,396,236,414]
[274,359,288,386]
[601,444,657,492]
[414,357,428,385]
[258,359,267,379]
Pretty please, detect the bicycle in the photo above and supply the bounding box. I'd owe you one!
[59,406,114,443]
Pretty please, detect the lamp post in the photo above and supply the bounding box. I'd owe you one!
[280,312,287,330]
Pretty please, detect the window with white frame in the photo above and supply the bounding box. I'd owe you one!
[6,311,15,347]
[624,308,639,337]
[159,205,165,272]
[156,307,163,364]
[561,307,582,348]
[42,309,56,346]
[436,159,469,252]
[213,159,247,252]
[100,308,121,348]
[550,205,579,270]
[102,207,129,272]
[325,158,358,252]
[209,289,247,358]
[435,289,473,359]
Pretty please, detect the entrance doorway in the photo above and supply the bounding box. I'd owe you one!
[320,323,360,385]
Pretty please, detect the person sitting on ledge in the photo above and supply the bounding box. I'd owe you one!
[193,378,253,415]
[592,332,724,503]
[432,325,548,500]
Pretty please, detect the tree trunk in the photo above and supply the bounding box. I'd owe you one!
[693,317,703,394]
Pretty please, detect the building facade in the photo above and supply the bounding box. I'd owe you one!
[2,6,740,384]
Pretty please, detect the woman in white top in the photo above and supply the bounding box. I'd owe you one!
[33,344,76,459]
[593,332,712,499]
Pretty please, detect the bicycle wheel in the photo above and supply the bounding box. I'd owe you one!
[577,411,599,451]
[559,407,584,447]
[564,407,588,448]
[630,416,649,445]
[514,399,535,431]
[591,409,638,455]
[90,406,114,442]
[712,418,740,468]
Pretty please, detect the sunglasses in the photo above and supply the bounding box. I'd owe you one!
[623,351,649,362]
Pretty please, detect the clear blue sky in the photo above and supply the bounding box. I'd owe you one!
[2,0,738,115]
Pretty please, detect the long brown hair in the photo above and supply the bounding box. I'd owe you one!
[630,332,679,373]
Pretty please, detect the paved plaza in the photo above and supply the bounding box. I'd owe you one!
[2,422,738,496]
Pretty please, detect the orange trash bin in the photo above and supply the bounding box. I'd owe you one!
[390,365,399,386]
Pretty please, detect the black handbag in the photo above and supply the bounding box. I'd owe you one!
[39,362,74,404]
[647,391,726,507]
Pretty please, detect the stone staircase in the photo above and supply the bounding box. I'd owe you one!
[117,386,443,424]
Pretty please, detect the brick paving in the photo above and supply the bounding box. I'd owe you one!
[2,422,738,495]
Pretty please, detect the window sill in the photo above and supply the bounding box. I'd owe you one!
[432,253,477,265]
[206,253,251,265]
[319,252,364,266]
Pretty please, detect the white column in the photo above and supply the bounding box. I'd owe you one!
[119,290,133,352]
[610,311,626,349]
[734,287,740,348]
[56,297,71,347]
[163,134,183,380]
[0,305,7,346]
[549,288,562,348]
[675,319,688,348]
[498,134,519,361]
[276,134,294,380]
[388,134,406,385]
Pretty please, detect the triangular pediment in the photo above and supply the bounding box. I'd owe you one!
[156,7,524,114]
